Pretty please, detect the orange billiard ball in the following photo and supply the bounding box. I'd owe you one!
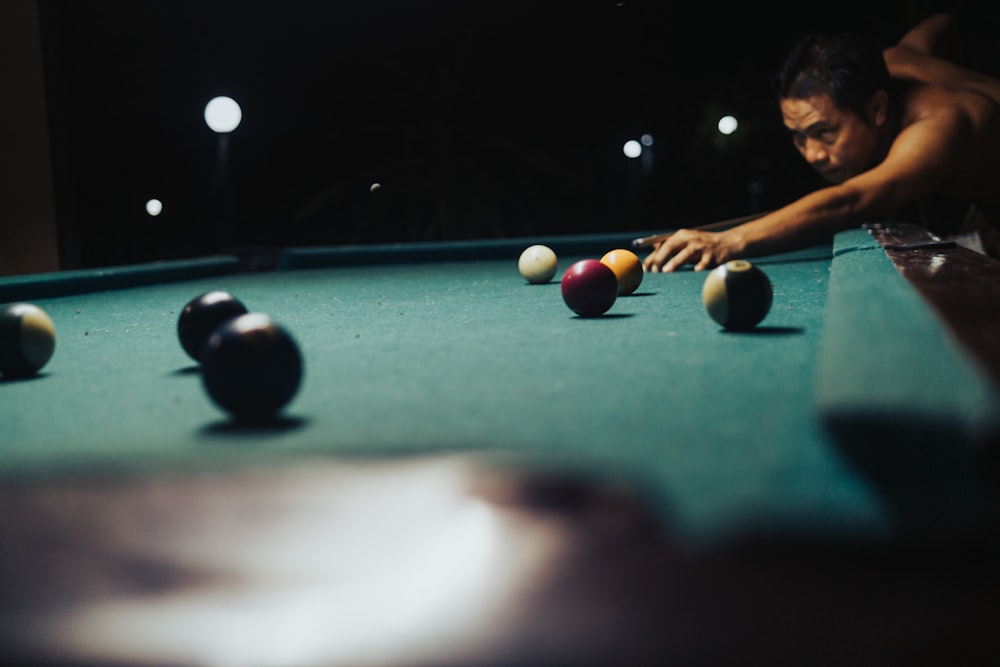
[600,248,643,295]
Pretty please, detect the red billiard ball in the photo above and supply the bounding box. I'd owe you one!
[200,313,303,420]
[561,259,619,317]
[177,291,248,362]
[702,260,773,330]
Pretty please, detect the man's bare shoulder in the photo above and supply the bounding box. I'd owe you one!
[898,79,1000,135]
[892,81,1000,207]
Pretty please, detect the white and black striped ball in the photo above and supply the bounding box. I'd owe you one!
[702,260,772,330]
[0,303,56,377]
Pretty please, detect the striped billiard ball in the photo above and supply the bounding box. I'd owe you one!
[702,260,773,330]
[0,303,56,378]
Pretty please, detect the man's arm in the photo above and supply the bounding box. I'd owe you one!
[643,108,972,272]
[894,13,959,58]
[882,13,996,89]
[640,195,850,273]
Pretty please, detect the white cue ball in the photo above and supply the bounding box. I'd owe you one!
[518,244,559,284]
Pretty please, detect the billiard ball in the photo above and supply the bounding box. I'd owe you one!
[200,313,303,420]
[177,291,248,362]
[0,303,56,378]
[600,248,643,295]
[518,244,559,284]
[702,260,773,330]
[561,259,619,317]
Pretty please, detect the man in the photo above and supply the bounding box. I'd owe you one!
[642,13,1000,272]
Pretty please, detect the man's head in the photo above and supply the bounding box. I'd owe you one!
[773,33,892,183]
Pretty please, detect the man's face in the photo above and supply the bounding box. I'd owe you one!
[781,93,882,184]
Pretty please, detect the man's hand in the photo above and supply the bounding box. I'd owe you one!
[641,229,742,273]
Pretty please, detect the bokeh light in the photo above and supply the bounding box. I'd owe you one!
[717,115,738,136]
[204,96,243,133]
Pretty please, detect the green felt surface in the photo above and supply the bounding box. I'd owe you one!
[0,256,241,302]
[817,229,1000,434]
[813,230,1000,535]
[1,232,995,544]
[276,233,643,268]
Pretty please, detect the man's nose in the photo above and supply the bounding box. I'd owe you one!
[804,138,828,165]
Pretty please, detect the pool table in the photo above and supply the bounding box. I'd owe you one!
[2,223,1000,665]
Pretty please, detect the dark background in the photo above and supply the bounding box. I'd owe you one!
[37,1,1000,269]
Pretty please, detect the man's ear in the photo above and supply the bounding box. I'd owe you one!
[868,90,889,126]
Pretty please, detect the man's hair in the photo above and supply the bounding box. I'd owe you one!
[773,32,891,119]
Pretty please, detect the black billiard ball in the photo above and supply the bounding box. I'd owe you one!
[561,259,619,317]
[0,303,56,378]
[200,313,303,420]
[177,291,248,362]
[702,260,773,330]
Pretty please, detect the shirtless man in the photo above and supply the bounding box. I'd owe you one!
[642,13,1000,272]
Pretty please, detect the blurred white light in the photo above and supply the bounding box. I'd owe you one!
[718,115,738,136]
[623,140,642,158]
[145,199,163,216]
[204,96,242,133]
[640,133,654,146]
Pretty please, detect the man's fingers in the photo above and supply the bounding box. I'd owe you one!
[643,242,673,273]
[642,230,725,272]
[663,245,697,273]
[693,253,715,272]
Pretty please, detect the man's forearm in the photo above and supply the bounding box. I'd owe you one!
[727,191,863,257]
